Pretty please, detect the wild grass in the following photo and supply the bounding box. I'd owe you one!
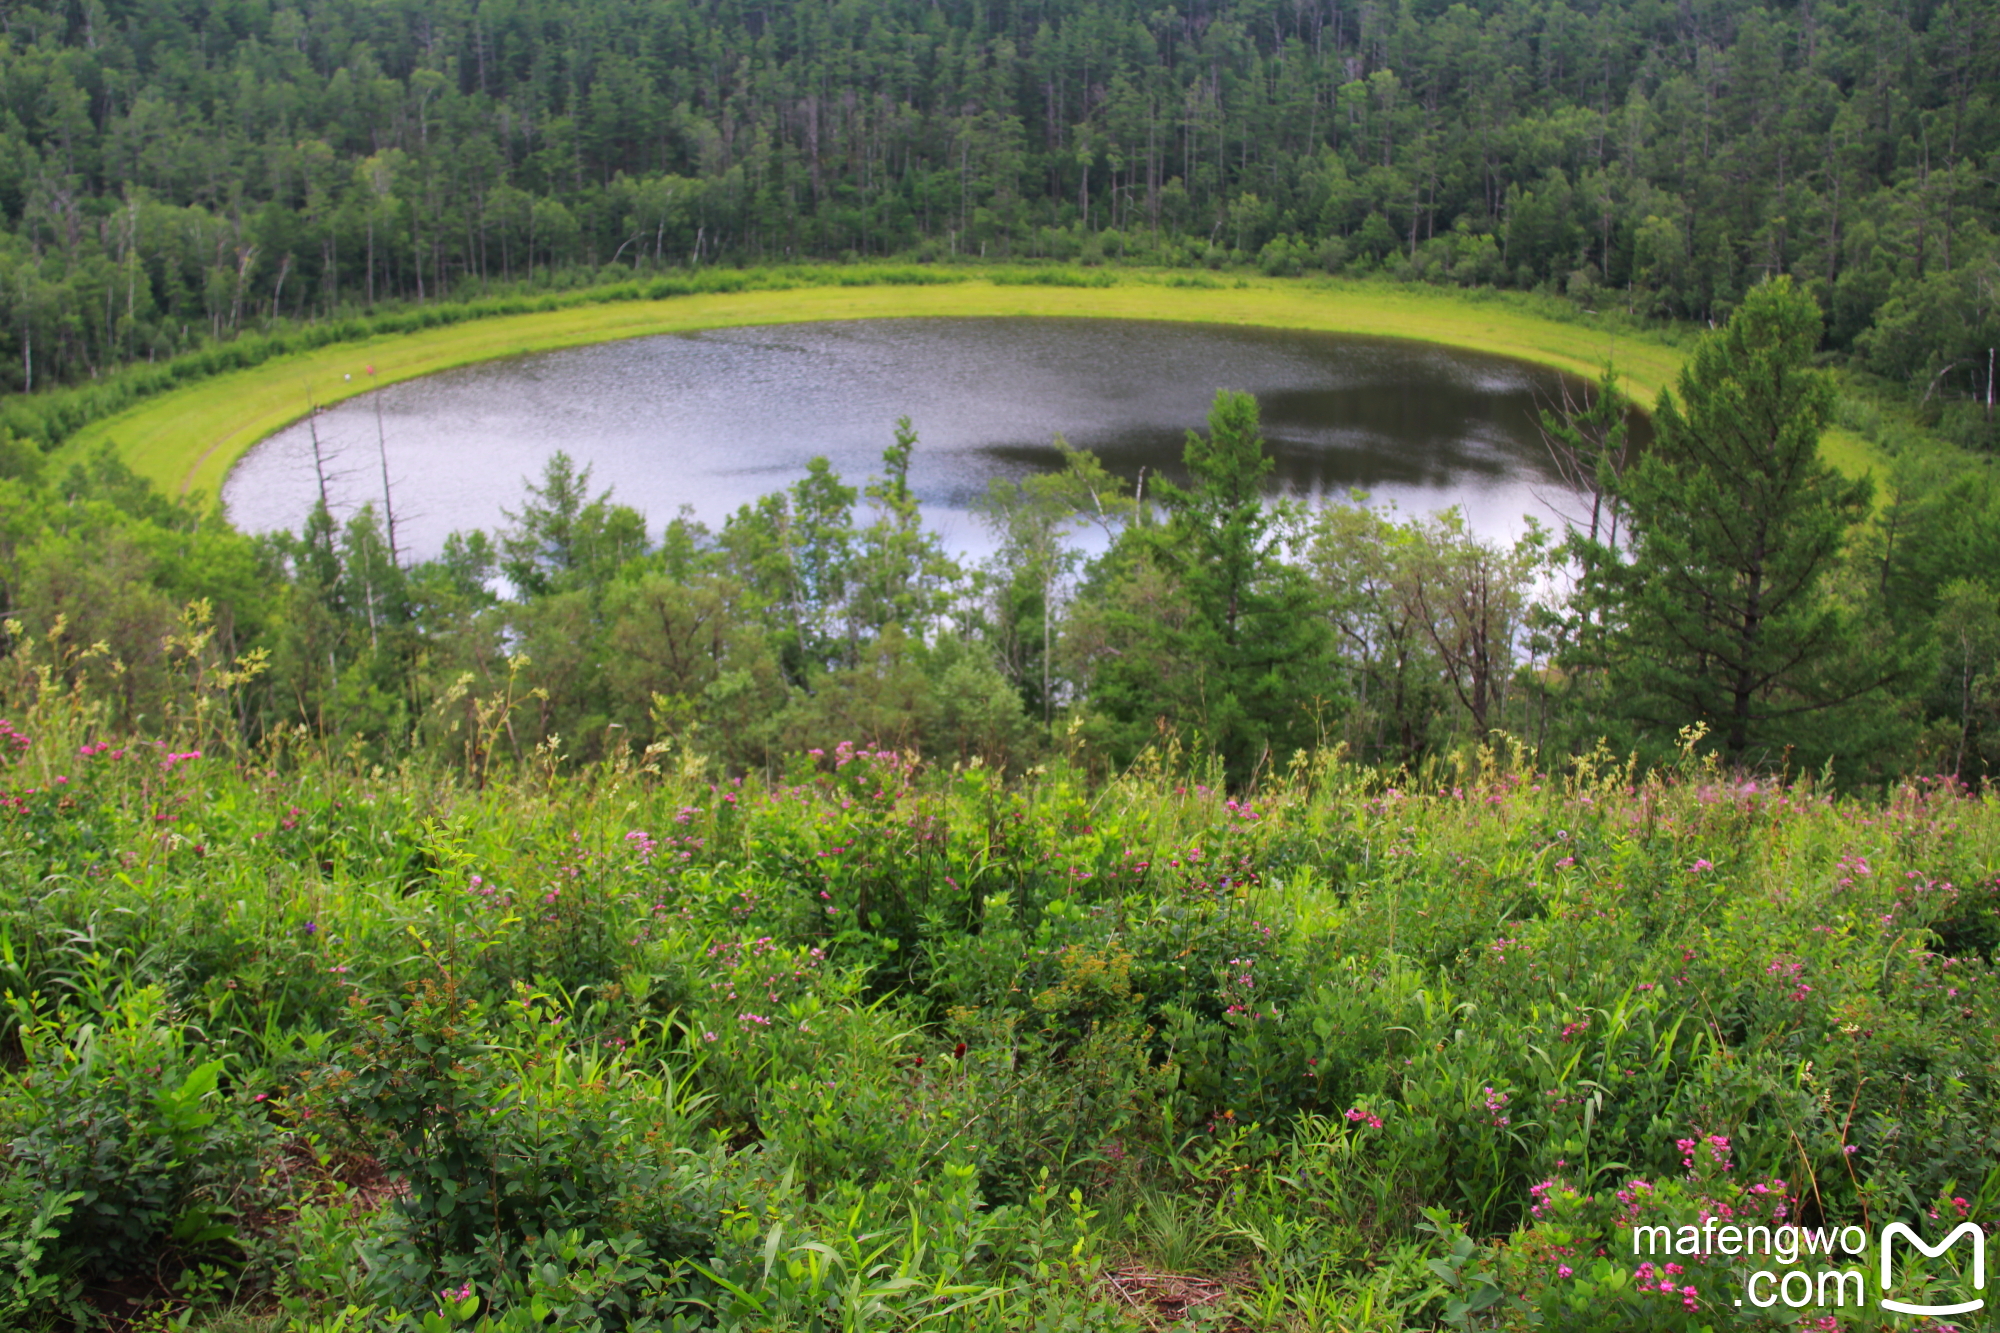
[0,654,1991,1330]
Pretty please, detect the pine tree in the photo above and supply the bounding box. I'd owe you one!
[1584,278,1898,762]
[1082,390,1335,781]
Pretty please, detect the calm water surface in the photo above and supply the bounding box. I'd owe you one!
[224,318,1599,559]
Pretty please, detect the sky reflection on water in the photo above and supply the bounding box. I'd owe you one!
[224,317,1616,560]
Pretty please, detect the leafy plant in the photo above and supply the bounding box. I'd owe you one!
[1,983,264,1286]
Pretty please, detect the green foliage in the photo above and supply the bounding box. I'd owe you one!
[311,968,744,1317]
[6,464,2000,1329]
[1309,504,1553,763]
[0,1174,82,1329]
[498,453,651,599]
[1538,365,1634,549]
[1,985,266,1287]
[1579,280,1906,766]
[975,436,1136,726]
[1079,391,1337,781]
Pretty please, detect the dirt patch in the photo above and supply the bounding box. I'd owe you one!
[1102,1262,1248,1330]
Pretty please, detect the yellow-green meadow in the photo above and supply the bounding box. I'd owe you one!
[64,271,1879,504]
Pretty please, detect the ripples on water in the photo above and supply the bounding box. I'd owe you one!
[224,317,1616,560]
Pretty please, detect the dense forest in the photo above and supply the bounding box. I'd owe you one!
[1,0,1999,441]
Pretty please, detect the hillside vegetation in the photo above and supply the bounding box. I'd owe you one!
[0,279,1996,1332]
[0,668,1994,1331]
[1,0,1998,1322]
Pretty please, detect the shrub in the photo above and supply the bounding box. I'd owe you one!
[1,985,266,1285]
[310,968,747,1317]
[0,1174,82,1329]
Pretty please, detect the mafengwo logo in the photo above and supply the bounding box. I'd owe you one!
[1635,1215,1986,1315]
[1878,1221,1985,1318]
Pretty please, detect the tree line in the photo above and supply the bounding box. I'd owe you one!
[4,279,1994,784]
[1,0,1998,444]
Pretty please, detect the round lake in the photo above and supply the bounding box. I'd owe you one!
[222,317,1602,559]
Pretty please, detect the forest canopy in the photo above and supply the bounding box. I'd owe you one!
[0,0,1997,445]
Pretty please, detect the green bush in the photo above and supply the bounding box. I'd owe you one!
[3,691,1999,1329]
[311,970,740,1305]
[1,985,266,1286]
[0,1174,82,1329]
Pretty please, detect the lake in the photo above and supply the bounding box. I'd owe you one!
[222,317,1606,559]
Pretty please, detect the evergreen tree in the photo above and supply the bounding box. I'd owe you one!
[849,418,958,642]
[498,452,648,597]
[1082,391,1334,781]
[1582,278,1899,762]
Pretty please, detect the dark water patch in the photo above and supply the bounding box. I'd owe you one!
[224,317,1629,559]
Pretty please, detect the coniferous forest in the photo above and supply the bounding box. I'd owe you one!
[1,2,2000,1332]
[0,0,1995,418]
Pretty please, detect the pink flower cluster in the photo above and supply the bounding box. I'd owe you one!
[807,741,910,773]
[1634,1262,1701,1310]
[1765,956,1814,1002]
[1529,1176,1573,1219]
[1677,1133,1732,1173]
[1612,1179,1655,1213]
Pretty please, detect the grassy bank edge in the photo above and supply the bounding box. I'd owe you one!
[62,269,1882,507]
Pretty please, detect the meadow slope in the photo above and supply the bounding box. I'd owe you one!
[0,687,1991,1329]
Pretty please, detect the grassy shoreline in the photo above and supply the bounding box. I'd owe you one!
[62,269,1878,504]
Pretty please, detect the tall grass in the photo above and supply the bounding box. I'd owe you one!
[0,658,1992,1329]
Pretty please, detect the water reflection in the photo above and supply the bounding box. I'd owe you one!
[224,317,1627,559]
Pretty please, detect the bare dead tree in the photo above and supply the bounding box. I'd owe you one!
[1536,365,1634,549]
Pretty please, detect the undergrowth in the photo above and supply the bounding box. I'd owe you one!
[0,672,1994,1331]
